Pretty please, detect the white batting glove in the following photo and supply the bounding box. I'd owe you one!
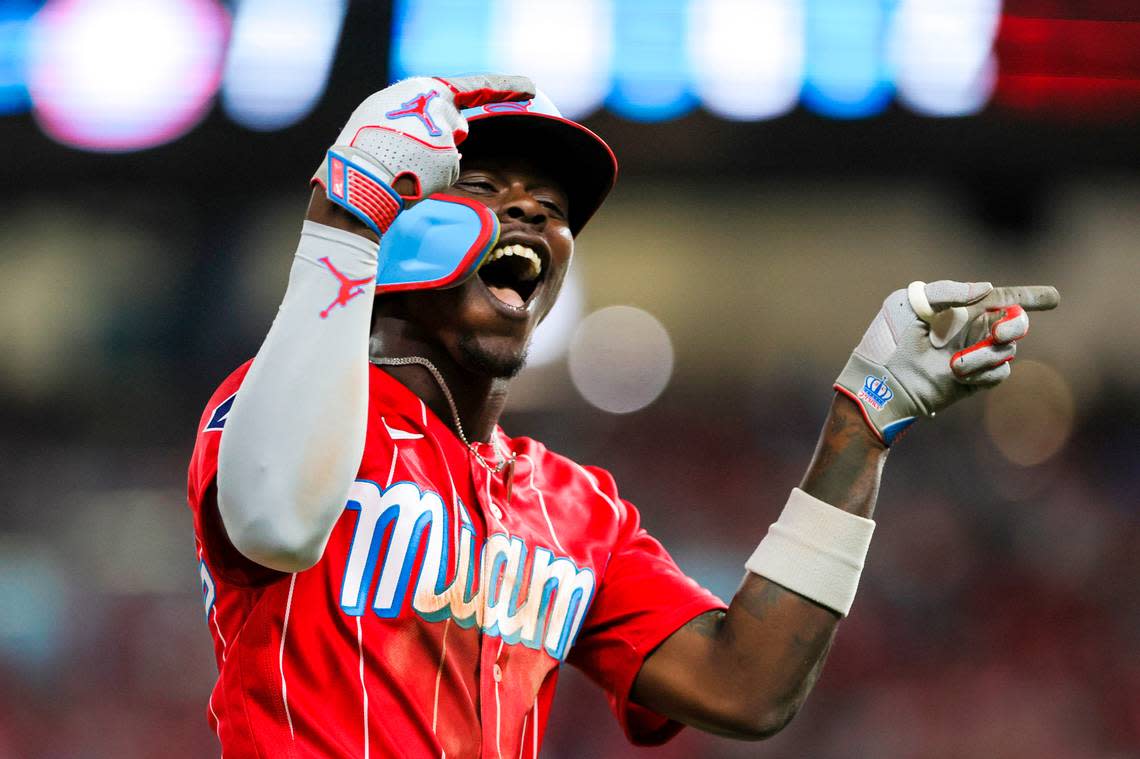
[835,280,1060,445]
[313,74,535,237]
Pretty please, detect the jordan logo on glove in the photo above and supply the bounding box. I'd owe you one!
[318,257,374,319]
[384,90,442,136]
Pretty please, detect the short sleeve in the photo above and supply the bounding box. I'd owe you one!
[566,466,727,746]
[186,361,280,585]
[187,363,250,508]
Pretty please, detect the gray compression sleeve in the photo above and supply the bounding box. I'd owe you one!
[216,221,377,571]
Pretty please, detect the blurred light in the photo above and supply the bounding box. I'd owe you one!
[27,0,228,152]
[221,0,346,131]
[607,0,696,122]
[890,0,999,117]
[488,0,612,121]
[1,0,1026,150]
[390,0,1006,124]
[0,536,66,674]
[983,359,1075,467]
[390,0,491,80]
[0,1,41,115]
[995,16,1140,122]
[569,306,673,414]
[526,265,584,367]
[688,0,804,121]
[801,0,893,118]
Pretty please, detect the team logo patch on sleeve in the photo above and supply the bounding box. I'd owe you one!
[205,393,237,431]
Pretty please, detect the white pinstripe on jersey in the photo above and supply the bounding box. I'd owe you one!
[280,572,298,739]
[357,440,402,755]
[494,638,505,758]
[572,462,622,520]
[356,615,369,758]
[210,605,228,662]
[518,454,567,555]
[516,709,528,759]
[209,690,224,758]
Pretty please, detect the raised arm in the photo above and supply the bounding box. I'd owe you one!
[632,280,1060,739]
[215,75,533,572]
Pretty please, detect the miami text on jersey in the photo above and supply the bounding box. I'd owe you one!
[339,480,596,661]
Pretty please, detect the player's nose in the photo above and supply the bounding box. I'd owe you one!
[499,183,547,227]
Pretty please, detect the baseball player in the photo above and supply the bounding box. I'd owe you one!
[187,74,1059,757]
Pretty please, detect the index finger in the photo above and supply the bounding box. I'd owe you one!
[972,285,1060,315]
[435,74,536,109]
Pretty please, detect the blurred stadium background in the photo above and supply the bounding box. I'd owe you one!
[1,0,1138,756]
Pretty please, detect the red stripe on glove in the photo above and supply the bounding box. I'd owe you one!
[950,305,1027,378]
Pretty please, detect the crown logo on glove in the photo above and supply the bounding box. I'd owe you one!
[859,375,894,410]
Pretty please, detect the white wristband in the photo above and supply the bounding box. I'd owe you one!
[745,488,875,616]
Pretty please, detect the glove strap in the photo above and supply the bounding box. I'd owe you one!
[834,354,919,446]
[326,150,404,237]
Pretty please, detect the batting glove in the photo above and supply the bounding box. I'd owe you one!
[835,280,1060,445]
[313,74,535,237]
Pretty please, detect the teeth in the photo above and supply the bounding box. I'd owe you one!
[483,243,542,281]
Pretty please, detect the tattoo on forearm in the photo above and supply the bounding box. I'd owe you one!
[800,396,887,517]
[738,579,789,624]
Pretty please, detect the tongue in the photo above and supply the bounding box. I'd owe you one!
[488,285,525,308]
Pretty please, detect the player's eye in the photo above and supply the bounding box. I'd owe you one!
[539,198,567,219]
[458,178,497,192]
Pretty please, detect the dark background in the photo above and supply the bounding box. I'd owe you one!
[0,1,1137,757]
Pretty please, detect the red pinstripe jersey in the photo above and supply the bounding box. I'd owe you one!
[187,362,725,758]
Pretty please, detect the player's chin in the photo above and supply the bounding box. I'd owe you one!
[455,332,529,379]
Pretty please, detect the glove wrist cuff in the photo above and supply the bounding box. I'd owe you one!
[323,149,404,238]
[835,355,919,446]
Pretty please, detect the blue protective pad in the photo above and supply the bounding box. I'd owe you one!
[376,194,500,291]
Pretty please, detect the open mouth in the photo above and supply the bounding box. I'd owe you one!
[476,242,546,309]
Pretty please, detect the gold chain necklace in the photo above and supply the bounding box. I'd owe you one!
[370,355,516,475]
